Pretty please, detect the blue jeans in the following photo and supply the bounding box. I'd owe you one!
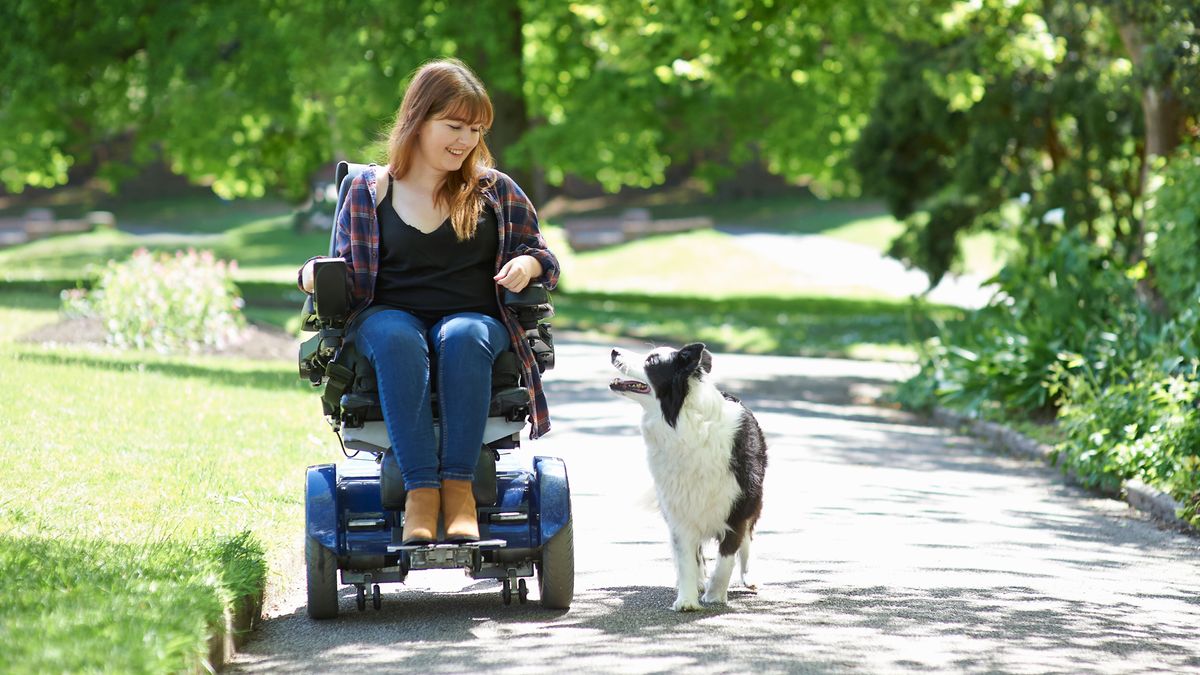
[356,309,509,490]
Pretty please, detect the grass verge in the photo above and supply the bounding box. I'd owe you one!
[0,295,334,671]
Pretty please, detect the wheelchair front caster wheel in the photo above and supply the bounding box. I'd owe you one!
[372,584,381,610]
[501,579,512,605]
[356,585,366,612]
[518,579,528,604]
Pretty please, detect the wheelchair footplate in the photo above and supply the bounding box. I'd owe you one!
[388,539,507,571]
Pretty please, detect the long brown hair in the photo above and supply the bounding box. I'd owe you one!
[386,58,495,241]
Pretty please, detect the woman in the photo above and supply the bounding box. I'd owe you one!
[299,58,559,545]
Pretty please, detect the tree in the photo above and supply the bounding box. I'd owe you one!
[0,0,907,203]
[852,0,1198,285]
[9,0,1189,231]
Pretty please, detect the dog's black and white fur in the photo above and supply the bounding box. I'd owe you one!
[610,343,767,611]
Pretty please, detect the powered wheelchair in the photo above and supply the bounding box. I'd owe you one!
[297,162,571,619]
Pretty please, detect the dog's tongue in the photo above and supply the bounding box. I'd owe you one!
[610,378,650,394]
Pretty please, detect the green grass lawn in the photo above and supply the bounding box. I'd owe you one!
[0,193,985,361]
[563,228,920,300]
[0,189,294,235]
[0,193,1007,289]
[562,194,1011,278]
[0,215,329,285]
[0,293,334,672]
[555,290,961,362]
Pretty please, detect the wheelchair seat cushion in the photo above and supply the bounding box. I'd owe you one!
[337,345,529,424]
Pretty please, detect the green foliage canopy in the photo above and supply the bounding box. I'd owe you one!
[852,0,1199,284]
[2,0,1194,263]
[1,0,908,201]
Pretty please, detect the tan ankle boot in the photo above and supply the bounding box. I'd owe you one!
[401,487,440,545]
[441,479,480,543]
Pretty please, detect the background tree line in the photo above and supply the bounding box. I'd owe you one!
[2,1,1195,275]
[3,0,1200,519]
[0,0,896,203]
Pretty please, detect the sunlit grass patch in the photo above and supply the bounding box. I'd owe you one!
[0,528,268,673]
[0,290,336,670]
[554,291,963,362]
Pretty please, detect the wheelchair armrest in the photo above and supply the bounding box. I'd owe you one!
[503,282,550,308]
[298,258,351,383]
[502,283,555,373]
[503,282,555,330]
[312,257,351,325]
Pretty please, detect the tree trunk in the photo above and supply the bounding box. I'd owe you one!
[472,2,544,204]
[1112,9,1183,314]
[1114,16,1186,264]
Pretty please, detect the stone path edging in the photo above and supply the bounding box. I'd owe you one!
[931,407,1195,533]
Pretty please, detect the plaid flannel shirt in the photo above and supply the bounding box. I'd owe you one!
[302,164,560,439]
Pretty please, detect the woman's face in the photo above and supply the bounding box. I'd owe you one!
[414,115,482,174]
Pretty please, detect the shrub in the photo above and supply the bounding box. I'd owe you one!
[894,146,1200,527]
[1146,144,1200,314]
[896,232,1153,417]
[62,248,245,352]
[1051,292,1200,522]
[1052,358,1197,492]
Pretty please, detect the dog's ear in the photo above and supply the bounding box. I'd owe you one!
[678,342,711,376]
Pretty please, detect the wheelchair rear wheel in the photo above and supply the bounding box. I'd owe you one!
[306,536,339,619]
[537,518,574,609]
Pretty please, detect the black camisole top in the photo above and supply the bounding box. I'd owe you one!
[372,181,501,323]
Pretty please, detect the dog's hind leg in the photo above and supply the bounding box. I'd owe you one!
[737,533,757,592]
[704,525,747,604]
[702,553,735,604]
[670,532,703,612]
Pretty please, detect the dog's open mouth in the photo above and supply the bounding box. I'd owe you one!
[610,378,651,395]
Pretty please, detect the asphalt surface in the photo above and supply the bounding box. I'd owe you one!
[231,336,1200,674]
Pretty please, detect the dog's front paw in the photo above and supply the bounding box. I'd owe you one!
[672,597,703,612]
[701,589,728,605]
[739,575,759,593]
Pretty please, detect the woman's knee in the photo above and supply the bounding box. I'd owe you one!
[359,311,428,361]
[435,314,506,356]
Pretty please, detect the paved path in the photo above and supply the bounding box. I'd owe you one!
[231,337,1200,674]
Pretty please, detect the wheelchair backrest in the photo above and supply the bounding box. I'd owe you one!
[331,161,371,256]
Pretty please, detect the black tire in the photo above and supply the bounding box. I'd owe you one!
[305,536,339,620]
[537,518,574,609]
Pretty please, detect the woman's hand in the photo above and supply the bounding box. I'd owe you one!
[300,259,316,293]
[494,255,543,293]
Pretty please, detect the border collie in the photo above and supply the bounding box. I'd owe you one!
[610,343,767,611]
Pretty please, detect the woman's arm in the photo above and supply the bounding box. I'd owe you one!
[295,201,350,291]
[494,254,543,292]
[298,170,374,305]
[497,173,560,291]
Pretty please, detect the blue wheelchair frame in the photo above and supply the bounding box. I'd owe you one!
[299,162,572,617]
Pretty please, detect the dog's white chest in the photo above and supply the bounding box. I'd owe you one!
[641,395,743,539]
